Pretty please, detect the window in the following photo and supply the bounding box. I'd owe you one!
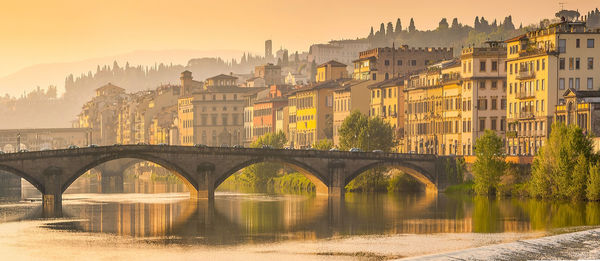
[500,118,506,131]
[372,73,376,81]
[559,39,567,53]
[384,60,390,66]
[491,61,498,72]
[569,78,574,89]
[588,58,594,70]
[588,39,595,48]
[509,83,513,94]
[576,39,581,48]
[501,99,506,110]
[479,81,486,89]
[560,58,565,70]
[576,78,581,90]
[491,98,497,110]
[542,59,546,70]
[542,79,545,90]
[480,61,486,72]
[569,57,574,70]
[491,81,498,89]
[491,119,497,131]
[479,118,486,131]
[576,58,580,70]
[397,60,402,66]
[589,78,594,89]
[509,64,513,74]
[559,78,565,90]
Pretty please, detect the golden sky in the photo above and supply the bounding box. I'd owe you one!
[0,0,597,77]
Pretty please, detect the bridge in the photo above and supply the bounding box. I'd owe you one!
[0,145,458,215]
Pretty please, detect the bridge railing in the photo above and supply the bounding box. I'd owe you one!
[0,144,440,161]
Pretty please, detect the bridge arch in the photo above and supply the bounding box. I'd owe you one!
[0,164,44,193]
[214,157,329,192]
[346,161,437,192]
[62,153,198,194]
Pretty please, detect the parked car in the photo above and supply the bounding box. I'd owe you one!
[349,148,362,152]
[88,144,99,148]
[40,148,51,151]
[329,148,339,152]
[113,143,122,146]
[372,150,384,153]
[194,144,207,148]
[68,145,79,149]
[233,144,244,149]
[284,146,293,150]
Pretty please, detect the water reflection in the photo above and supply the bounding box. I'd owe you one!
[2,176,600,245]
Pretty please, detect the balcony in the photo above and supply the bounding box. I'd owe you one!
[516,70,536,80]
[519,112,535,119]
[516,90,536,99]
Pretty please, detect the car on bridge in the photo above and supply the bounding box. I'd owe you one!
[88,144,99,148]
[329,148,339,152]
[137,142,148,145]
[194,144,207,148]
[68,145,79,149]
[0,151,4,154]
[233,144,244,149]
[18,149,29,153]
[261,145,273,149]
[158,143,168,146]
[349,148,362,152]
[372,150,384,153]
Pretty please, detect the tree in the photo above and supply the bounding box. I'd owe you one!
[438,18,449,30]
[530,123,594,199]
[313,139,333,150]
[408,18,416,33]
[451,18,460,29]
[338,111,395,152]
[395,18,402,34]
[237,131,287,186]
[588,163,600,201]
[386,22,394,37]
[368,26,374,39]
[474,16,481,31]
[472,130,506,195]
[503,15,515,31]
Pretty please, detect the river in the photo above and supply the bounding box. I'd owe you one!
[1,176,599,260]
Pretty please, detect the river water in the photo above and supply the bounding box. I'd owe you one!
[1,176,600,260]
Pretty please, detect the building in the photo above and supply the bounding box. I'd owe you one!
[290,80,339,148]
[0,128,90,152]
[251,85,292,141]
[255,63,282,86]
[316,60,348,83]
[506,21,600,155]
[367,77,405,151]
[353,45,453,81]
[265,39,273,60]
[177,72,260,146]
[332,80,374,146]
[285,72,310,85]
[308,39,371,71]
[555,89,600,150]
[461,42,507,155]
[77,83,126,145]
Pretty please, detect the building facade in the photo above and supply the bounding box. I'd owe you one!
[506,21,600,155]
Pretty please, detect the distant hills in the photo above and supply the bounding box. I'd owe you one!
[0,49,245,97]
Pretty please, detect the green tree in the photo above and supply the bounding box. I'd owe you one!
[588,163,600,201]
[530,123,594,200]
[472,130,506,195]
[313,139,333,150]
[338,110,395,152]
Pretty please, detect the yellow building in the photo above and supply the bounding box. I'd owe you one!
[286,94,298,148]
[316,60,348,83]
[506,21,600,155]
[368,78,405,152]
[292,81,338,148]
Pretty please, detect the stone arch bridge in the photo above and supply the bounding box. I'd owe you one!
[0,145,458,215]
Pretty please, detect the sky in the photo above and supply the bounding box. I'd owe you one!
[0,0,598,78]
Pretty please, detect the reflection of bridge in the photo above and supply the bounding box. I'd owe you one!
[0,145,458,215]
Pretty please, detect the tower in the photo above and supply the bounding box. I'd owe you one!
[180,71,193,96]
[265,40,273,59]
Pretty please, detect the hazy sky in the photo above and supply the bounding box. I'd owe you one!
[0,0,597,77]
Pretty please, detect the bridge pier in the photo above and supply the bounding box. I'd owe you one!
[194,163,216,199]
[327,163,346,198]
[42,167,64,217]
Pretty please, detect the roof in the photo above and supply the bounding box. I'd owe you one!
[96,83,124,92]
[292,79,348,94]
[504,34,528,43]
[368,77,405,89]
[317,60,347,68]
[563,88,600,98]
[206,74,238,81]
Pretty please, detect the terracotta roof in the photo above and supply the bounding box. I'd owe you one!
[504,34,528,43]
[368,77,405,89]
[317,60,347,68]
[95,83,124,92]
[206,74,238,81]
